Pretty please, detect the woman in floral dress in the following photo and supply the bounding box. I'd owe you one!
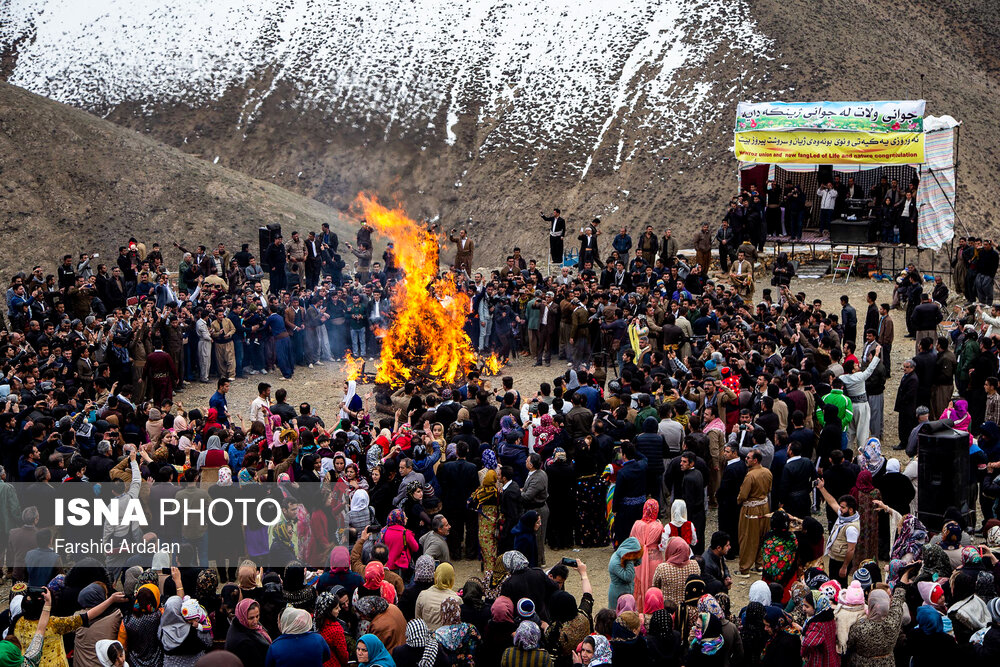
[469,468,501,574]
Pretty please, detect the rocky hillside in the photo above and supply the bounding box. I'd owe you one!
[2,0,998,264]
[0,82,352,274]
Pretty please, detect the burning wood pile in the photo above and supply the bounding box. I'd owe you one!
[347,195,503,390]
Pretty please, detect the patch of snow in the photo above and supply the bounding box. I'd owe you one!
[2,0,774,172]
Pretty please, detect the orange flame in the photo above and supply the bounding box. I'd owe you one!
[343,351,364,382]
[482,353,503,376]
[354,194,478,386]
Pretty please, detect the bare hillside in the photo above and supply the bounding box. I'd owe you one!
[0,82,352,274]
[2,0,998,265]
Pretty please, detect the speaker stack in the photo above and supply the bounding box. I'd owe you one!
[917,419,974,532]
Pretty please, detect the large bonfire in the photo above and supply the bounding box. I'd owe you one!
[354,194,496,387]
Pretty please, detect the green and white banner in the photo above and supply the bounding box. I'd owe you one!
[735,100,925,133]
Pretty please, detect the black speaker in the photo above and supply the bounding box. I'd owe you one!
[259,224,281,271]
[817,165,834,185]
[830,219,870,244]
[917,419,973,531]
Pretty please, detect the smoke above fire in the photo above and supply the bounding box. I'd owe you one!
[354,194,489,386]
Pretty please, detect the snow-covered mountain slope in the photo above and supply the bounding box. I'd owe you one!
[2,0,773,178]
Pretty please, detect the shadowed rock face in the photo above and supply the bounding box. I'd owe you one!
[2,0,999,262]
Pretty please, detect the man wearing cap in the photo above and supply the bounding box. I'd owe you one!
[835,346,881,451]
[904,406,932,457]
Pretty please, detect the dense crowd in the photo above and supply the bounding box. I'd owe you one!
[0,208,1000,667]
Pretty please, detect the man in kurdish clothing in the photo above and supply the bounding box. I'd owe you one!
[736,448,772,575]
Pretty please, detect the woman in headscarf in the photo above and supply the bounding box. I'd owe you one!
[397,556,436,621]
[469,468,501,574]
[677,576,706,642]
[198,433,229,469]
[74,581,126,667]
[628,499,664,612]
[783,581,812,626]
[159,596,212,667]
[607,536,642,610]
[890,514,927,563]
[686,612,725,666]
[357,633,396,667]
[482,597,517,667]
[119,584,163,667]
[571,635,611,667]
[580,436,611,549]
[459,579,490,635]
[433,598,480,667]
[915,544,953,584]
[393,619,440,667]
[348,489,375,535]
[651,537,699,606]
[360,561,398,604]
[314,592,350,667]
[937,520,967,568]
[512,510,541,568]
[381,509,419,579]
[225,599,271,667]
[340,380,363,425]
[543,445,576,551]
[402,481,433,540]
[317,546,364,599]
[501,620,550,667]
[643,609,680,666]
[876,458,916,520]
[642,588,664,618]
[609,609,646,664]
[941,399,973,440]
[760,607,799,667]
[844,586,907,667]
[264,608,331,667]
[798,590,837,667]
[849,470,881,563]
[759,510,799,603]
[947,570,991,645]
[906,604,957,665]
[739,601,767,667]
[94,639,126,667]
[415,564,462,632]
[355,595,406,651]
[544,574,596,667]
[282,561,317,613]
[662,500,697,548]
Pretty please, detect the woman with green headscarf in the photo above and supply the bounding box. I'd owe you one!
[415,563,461,631]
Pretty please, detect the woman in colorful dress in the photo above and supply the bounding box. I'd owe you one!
[628,499,664,612]
[469,468,501,574]
[850,470,882,564]
[759,511,799,604]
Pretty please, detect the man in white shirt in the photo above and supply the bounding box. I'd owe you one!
[817,182,839,234]
[817,478,860,584]
[249,382,272,424]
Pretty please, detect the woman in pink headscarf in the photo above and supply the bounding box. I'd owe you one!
[941,399,973,443]
[629,498,664,612]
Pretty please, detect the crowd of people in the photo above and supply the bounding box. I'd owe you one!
[0,209,999,667]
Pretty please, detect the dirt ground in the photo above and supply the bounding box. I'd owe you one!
[165,270,938,612]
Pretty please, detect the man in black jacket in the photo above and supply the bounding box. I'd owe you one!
[437,441,480,559]
[498,466,522,552]
[894,359,919,450]
[635,416,667,510]
[679,451,706,555]
[910,293,943,353]
[541,209,566,264]
[778,441,816,521]
[716,443,746,560]
[864,291,880,335]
